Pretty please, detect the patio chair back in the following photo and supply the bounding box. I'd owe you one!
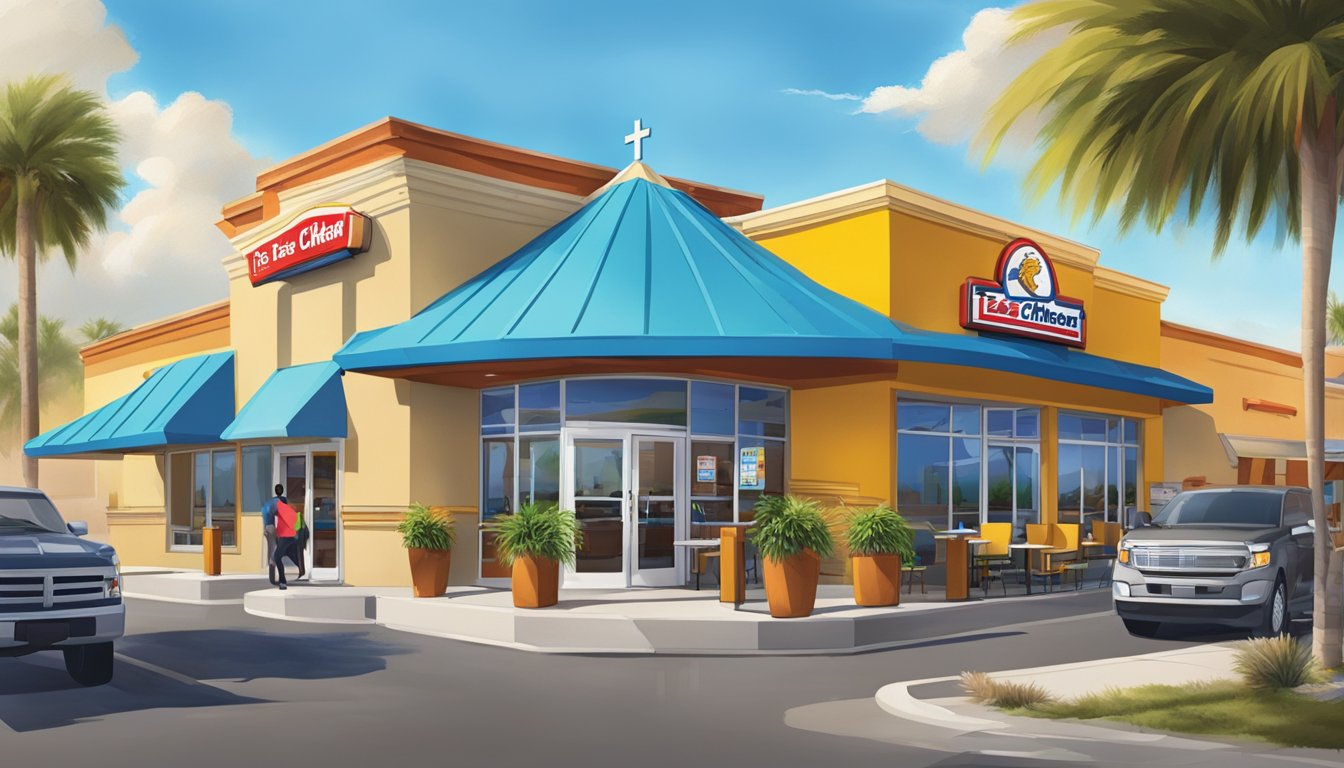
[1089,519,1106,544]
[1025,523,1051,546]
[1102,521,1123,548]
[979,522,1012,557]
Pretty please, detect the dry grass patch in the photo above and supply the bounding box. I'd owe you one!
[960,670,1053,710]
[1232,636,1324,689]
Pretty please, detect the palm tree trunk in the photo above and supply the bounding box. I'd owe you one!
[15,180,39,489]
[1301,109,1340,668]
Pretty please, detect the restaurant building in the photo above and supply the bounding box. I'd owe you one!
[27,117,1344,588]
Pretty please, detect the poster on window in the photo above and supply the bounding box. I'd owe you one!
[696,455,717,483]
[739,446,765,490]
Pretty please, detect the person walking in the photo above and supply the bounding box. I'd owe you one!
[262,485,286,585]
[272,497,299,591]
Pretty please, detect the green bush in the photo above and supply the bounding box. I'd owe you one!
[748,495,835,563]
[396,503,455,551]
[483,502,583,567]
[1233,636,1323,689]
[844,504,915,562]
[960,670,1053,709]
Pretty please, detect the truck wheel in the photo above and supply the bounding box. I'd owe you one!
[1122,618,1161,638]
[63,642,114,687]
[1256,577,1288,638]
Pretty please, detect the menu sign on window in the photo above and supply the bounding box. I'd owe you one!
[696,455,716,483]
[739,447,765,490]
[247,204,371,287]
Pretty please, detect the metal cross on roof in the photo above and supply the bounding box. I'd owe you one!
[624,119,651,162]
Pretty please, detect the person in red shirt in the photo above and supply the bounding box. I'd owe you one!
[272,499,299,590]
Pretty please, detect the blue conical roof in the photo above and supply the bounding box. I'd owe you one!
[335,173,901,369]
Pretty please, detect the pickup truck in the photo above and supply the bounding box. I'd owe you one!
[0,486,124,686]
[1112,486,1313,638]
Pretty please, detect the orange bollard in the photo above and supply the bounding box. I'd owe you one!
[202,525,222,576]
[719,526,745,605]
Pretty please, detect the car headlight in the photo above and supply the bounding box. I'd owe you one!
[1112,582,1132,598]
[1118,540,1133,565]
[1248,543,1270,569]
[107,553,122,598]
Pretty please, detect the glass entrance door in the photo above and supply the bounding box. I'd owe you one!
[275,445,341,582]
[630,435,681,587]
[562,429,684,588]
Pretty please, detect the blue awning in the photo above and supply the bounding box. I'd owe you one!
[220,361,347,441]
[25,352,236,457]
[333,165,1211,405]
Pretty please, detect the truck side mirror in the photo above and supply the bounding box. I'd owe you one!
[67,521,88,537]
[1131,511,1152,529]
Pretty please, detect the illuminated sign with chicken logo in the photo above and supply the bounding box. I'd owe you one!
[960,238,1086,347]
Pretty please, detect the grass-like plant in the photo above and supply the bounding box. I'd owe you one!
[1233,636,1323,689]
[396,503,455,551]
[748,495,835,563]
[484,502,583,567]
[960,670,1053,709]
[845,504,915,562]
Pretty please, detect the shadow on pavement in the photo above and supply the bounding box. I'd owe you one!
[0,652,267,732]
[116,629,415,683]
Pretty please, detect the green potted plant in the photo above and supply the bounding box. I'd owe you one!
[749,495,835,618]
[397,503,455,598]
[845,504,915,606]
[483,502,583,608]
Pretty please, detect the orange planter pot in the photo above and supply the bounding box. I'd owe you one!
[762,549,821,618]
[851,553,902,607]
[511,555,559,608]
[408,548,451,598]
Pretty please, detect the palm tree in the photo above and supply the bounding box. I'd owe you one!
[981,1,1344,666]
[1329,292,1344,346]
[0,75,124,487]
[0,306,82,447]
[78,317,125,344]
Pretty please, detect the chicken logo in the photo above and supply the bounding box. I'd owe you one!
[960,237,1086,348]
[1011,256,1043,297]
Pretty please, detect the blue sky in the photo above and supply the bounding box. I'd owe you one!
[71,1,1339,348]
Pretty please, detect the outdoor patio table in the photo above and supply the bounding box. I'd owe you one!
[1080,541,1109,560]
[935,529,978,601]
[1009,543,1054,595]
[674,539,721,590]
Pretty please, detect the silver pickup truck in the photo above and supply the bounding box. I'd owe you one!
[1112,486,1314,638]
[0,486,124,686]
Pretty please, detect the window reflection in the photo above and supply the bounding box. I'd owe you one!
[566,379,687,426]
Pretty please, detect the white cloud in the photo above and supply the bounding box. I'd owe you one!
[782,88,861,102]
[855,7,1064,151]
[0,0,264,328]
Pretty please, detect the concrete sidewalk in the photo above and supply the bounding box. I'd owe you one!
[874,644,1240,733]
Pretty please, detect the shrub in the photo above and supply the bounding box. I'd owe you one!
[484,502,583,567]
[749,495,835,563]
[960,670,1053,709]
[844,504,916,562]
[396,503,454,551]
[1233,636,1323,689]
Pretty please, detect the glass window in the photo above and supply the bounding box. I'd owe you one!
[481,387,515,435]
[1080,416,1107,442]
[898,402,950,432]
[691,440,734,534]
[1059,411,1144,525]
[565,379,687,426]
[1124,447,1139,508]
[690,381,734,436]
[986,409,1013,438]
[1057,443,1082,524]
[738,386,786,438]
[951,437,981,529]
[1015,409,1039,439]
[1081,444,1106,529]
[736,438,784,522]
[479,437,514,580]
[212,450,237,547]
[192,452,209,542]
[897,433,951,523]
[518,382,560,432]
[1124,419,1140,445]
[952,405,981,435]
[241,446,272,514]
[518,436,560,506]
[168,453,193,529]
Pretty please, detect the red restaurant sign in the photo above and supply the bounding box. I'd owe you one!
[247,205,371,286]
[959,238,1086,347]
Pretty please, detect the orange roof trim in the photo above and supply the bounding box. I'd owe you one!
[80,300,230,366]
[218,117,764,237]
[1161,320,1302,369]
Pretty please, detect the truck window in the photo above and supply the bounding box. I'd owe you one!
[1150,490,1283,527]
[0,491,68,533]
[1283,493,1310,528]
